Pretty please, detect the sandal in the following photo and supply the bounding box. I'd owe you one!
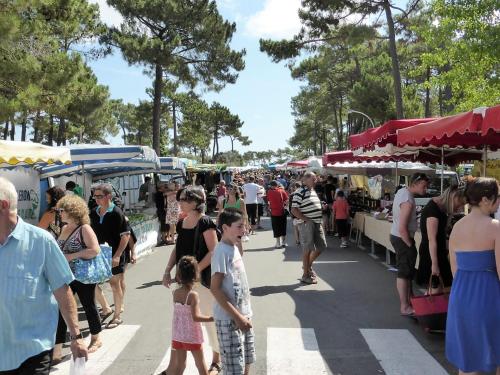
[300,276,317,284]
[88,340,102,353]
[208,362,222,374]
[106,318,123,329]
[100,310,113,323]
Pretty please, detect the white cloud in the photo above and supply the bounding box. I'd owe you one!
[245,0,302,39]
[88,0,123,27]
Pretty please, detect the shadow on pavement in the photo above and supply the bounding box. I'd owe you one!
[250,282,303,297]
[243,246,278,253]
[271,223,453,374]
[136,280,163,289]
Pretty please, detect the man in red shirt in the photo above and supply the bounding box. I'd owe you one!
[266,181,289,248]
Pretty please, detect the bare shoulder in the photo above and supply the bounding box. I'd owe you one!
[187,290,199,305]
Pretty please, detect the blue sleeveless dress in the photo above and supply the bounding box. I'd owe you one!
[445,250,500,372]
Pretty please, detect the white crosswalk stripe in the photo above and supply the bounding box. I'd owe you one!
[360,329,449,375]
[49,325,451,374]
[154,326,214,375]
[267,327,328,375]
[50,325,140,375]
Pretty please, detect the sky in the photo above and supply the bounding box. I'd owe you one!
[87,0,304,153]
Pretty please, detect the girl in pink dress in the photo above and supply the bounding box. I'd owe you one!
[161,256,214,375]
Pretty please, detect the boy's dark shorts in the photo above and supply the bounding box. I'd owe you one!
[389,235,417,280]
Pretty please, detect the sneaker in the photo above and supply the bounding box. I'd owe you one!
[275,240,281,249]
[241,235,249,242]
[340,242,348,248]
[281,242,288,248]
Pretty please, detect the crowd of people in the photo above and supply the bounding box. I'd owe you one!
[0,169,498,375]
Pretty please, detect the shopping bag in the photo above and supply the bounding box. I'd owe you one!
[73,245,112,284]
[410,276,449,332]
[70,357,86,375]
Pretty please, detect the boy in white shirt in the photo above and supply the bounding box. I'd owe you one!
[211,209,255,375]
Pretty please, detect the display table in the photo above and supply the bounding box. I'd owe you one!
[129,213,160,259]
[356,212,422,265]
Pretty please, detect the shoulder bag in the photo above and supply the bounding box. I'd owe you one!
[72,227,112,284]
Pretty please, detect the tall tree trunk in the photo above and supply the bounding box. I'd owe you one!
[121,125,127,144]
[338,96,344,150]
[9,120,15,140]
[201,149,206,164]
[424,66,432,118]
[438,87,444,117]
[57,117,66,146]
[21,116,27,141]
[3,120,9,140]
[313,121,318,155]
[212,127,217,159]
[383,0,404,119]
[33,112,40,142]
[152,63,163,155]
[230,137,234,152]
[322,127,327,155]
[48,115,54,145]
[172,100,178,156]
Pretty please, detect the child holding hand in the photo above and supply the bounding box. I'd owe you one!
[166,256,214,375]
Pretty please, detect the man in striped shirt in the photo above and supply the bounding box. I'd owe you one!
[291,172,327,284]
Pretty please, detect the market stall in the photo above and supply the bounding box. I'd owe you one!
[0,140,71,224]
[159,157,185,175]
[397,105,500,176]
[39,144,161,258]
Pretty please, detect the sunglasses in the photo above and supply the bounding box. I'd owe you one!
[93,194,106,199]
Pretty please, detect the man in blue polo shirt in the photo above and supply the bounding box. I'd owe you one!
[0,177,88,374]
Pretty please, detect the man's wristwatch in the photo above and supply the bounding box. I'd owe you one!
[69,333,83,341]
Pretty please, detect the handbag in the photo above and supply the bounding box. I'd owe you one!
[410,275,449,332]
[71,227,112,284]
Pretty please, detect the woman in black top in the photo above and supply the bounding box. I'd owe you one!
[416,186,466,289]
[161,186,221,374]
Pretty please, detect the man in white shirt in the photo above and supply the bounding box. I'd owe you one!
[390,173,429,316]
[242,176,260,234]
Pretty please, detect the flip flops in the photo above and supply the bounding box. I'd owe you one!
[106,318,123,329]
[208,363,222,374]
[100,310,113,323]
[300,276,318,284]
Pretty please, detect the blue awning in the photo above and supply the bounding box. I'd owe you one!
[159,157,185,175]
[40,144,160,179]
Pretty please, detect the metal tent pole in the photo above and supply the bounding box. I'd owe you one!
[441,147,444,193]
[482,146,487,177]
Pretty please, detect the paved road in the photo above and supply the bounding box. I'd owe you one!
[51,216,464,375]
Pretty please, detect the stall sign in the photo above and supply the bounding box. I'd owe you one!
[0,167,40,224]
[131,217,159,258]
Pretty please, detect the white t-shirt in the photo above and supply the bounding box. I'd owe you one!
[211,241,252,320]
[242,183,260,204]
[390,187,417,237]
[257,186,265,204]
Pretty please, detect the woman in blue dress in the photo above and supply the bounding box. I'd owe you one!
[446,177,500,375]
